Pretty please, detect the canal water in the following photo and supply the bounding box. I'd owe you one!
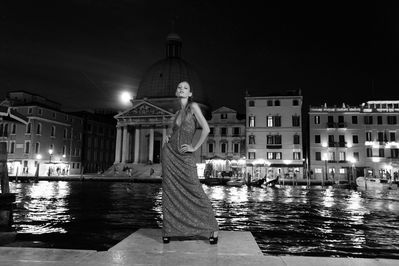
[8,181,399,259]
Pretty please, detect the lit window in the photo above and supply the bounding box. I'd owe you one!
[249,116,255,127]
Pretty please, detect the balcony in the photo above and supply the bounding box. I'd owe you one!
[266,144,282,149]
[337,122,347,128]
[326,122,337,128]
[328,141,347,147]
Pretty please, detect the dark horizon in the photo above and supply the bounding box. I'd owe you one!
[1,1,398,114]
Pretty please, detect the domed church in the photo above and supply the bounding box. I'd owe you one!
[113,32,208,168]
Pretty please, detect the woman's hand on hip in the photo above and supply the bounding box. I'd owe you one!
[162,135,170,146]
[179,144,195,153]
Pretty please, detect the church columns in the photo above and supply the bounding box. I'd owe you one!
[134,128,140,163]
[121,126,129,163]
[114,127,122,163]
[148,128,154,162]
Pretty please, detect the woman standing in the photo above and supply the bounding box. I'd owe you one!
[161,81,219,244]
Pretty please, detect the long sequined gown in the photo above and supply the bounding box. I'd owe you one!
[162,107,219,237]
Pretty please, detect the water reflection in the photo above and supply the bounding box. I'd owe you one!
[8,182,399,258]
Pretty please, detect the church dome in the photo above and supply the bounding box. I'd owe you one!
[136,33,205,103]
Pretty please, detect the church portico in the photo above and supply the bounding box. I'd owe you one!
[114,101,175,165]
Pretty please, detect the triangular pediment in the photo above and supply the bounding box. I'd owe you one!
[212,106,237,114]
[115,101,173,119]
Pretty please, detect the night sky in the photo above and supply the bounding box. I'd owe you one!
[0,0,398,113]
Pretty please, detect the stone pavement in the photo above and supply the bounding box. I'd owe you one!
[0,229,397,265]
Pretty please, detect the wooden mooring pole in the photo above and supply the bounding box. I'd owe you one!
[0,142,16,230]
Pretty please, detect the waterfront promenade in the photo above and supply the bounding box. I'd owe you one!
[0,229,397,266]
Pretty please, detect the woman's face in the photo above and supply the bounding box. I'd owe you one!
[176,81,192,99]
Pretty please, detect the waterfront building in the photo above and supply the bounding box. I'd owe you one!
[71,111,116,173]
[0,91,83,176]
[113,32,209,167]
[201,107,246,176]
[245,91,304,179]
[309,101,399,182]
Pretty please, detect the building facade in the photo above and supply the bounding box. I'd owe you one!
[309,101,399,182]
[245,93,304,179]
[202,106,246,161]
[0,91,83,176]
[72,111,116,173]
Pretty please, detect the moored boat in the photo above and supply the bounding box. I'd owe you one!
[356,176,398,190]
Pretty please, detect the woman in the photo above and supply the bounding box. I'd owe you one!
[161,81,219,244]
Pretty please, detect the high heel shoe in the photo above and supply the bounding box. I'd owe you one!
[209,232,218,245]
[162,237,170,244]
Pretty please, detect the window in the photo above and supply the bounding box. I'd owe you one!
[52,112,56,118]
[387,116,397,125]
[51,126,56,137]
[267,135,282,145]
[379,148,385,157]
[267,100,273,106]
[248,101,255,107]
[221,113,227,119]
[266,115,281,127]
[339,135,345,146]
[338,116,344,123]
[390,132,396,142]
[377,116,383,125]
[315,135,321,144]
[267,152,282,160]
[248,152,256,159]
[209,127,214,136]
[28,107,33,114]
[352,135,358,144]
[249,116,255,127]
[221,127,227,136]
[233,143,239,153]
[328,116,334,123]
[64,128,68,139]
[249,135,255,144]
[315,168,322,173]
[314,116,320,124]
[62,145,67,156]
[221,142,227,153]
[36,123,42,135]
[391,149,399,158]
[364,116,373,124]
[35,142,40,154]
[274,100,280,106]
[293,152,301,160]
[11,124,16,134]
[315,152,321,161]
[352,116,358,124]
[9,141,15,153]
[328,151,335,161]
[26,123,31,134]
[366,148,372,157]
[24,141,30,154]
[293,99,299,106]
[328,135,335,144]
[233,127,240,135]
[292,115,300,127]
[267,116,273,127]
[353,152,359,161]
[377,132,384,142]
[38,108,42,115]
[339,152,346,161]
[293,134,300,144]
[366,132,372,141]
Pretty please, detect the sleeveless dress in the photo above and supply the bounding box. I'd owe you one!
[161,105,219,237]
